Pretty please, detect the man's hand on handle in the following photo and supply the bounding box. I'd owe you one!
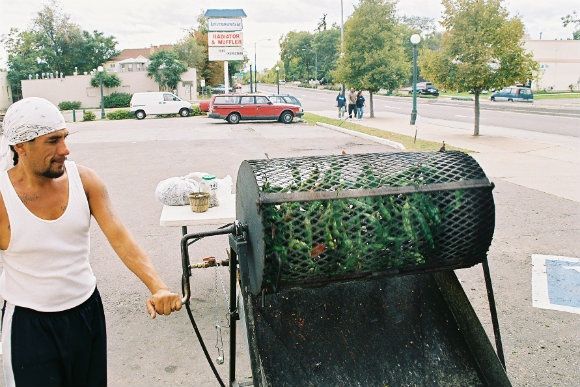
[147,289,182,319]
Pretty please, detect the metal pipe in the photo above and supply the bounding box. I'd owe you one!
[180,225,235,305]
[411,42,418,125]
[229,249,238,386]
[482,258,506,369]
[259,179,493,205]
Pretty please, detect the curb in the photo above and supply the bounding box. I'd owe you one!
[316,122,406,150]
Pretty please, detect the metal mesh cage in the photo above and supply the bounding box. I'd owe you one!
[235,151,495,294]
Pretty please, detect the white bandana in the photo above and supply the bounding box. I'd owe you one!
[0,97,66,171]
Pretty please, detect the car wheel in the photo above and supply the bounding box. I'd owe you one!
[280,111,294,124]
[136,110,146,120]
[227,112,241,124]
[508,98,513,102]
[179,108,190,117]
[490,97,495,102]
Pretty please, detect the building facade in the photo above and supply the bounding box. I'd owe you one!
[0,70,13,112]
[21,68,197,108]
[524,39,580,92]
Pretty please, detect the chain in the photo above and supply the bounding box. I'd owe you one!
[213,262,230,366]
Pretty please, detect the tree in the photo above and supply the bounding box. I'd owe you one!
[147,50,188,91]
[90,71,121,89]
[420,0,538,135]
[280,31,314,80]
[312,26,341,83]
[317,13,328,32]
[333,0,410,117]
[562,11,580,40]
[1,1,119,100]
[173,35,205,69]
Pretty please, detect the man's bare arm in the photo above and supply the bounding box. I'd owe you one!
[79,165,181,317]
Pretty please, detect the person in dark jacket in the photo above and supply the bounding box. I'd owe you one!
[336,90,347,118]
[356,91,365,120]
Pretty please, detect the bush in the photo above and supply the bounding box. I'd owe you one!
[90,72,121,88]
[58,101,82,110]
[106,109,133,120]
[83,111,96,121]
[103,92,132,108]
[192,105,204,116]
[323,84,343,91]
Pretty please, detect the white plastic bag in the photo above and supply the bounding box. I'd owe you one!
[155,177,199,206]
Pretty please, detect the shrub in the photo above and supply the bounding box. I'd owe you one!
[106,109,133,120]
[323,84,343,91]
[58,101,82,110]
[103,92,132,108]
[90,72,121,88]
[83,111,96,121]
[192,105,204,116]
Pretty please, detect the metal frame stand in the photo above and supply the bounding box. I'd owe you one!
[482,258,506,368]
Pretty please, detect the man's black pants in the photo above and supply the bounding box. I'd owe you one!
[2,288,107,386]
[348,103,356,118]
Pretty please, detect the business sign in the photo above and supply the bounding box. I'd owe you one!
[208,31,243,47]
[208,18,243,32]
[208,46,244,61]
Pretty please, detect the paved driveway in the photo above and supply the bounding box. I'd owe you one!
[0,115,577,386]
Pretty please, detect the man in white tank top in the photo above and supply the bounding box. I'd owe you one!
[0,97,182,386]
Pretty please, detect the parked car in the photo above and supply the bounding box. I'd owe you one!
[211,84,234,94]
[408,82,439,96]
[268,94,302,106]
[130,92,193,120]
[199,100,210,112]
[233,83,242,89]
[490,86,533,102]
[208,94,304,124]
[279,80,286,85]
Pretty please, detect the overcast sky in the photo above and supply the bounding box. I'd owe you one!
[1,0,578,72]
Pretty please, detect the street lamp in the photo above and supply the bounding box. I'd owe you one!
[410,34,421,125]
[276,66,280,94]
[340,0,345,92]
[97,66,105,119]
[254,38,271,92]
[249,62,253,93]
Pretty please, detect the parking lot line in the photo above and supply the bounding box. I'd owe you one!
[532,254,580,314]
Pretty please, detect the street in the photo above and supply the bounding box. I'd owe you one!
[0,111,578,386]
[257,83,580,138]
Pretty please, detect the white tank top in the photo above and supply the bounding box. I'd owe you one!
[0,160,96,312]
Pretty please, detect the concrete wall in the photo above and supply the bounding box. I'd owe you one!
[21,69,198,108]
[0,71,12,112]
[524,40,580,91]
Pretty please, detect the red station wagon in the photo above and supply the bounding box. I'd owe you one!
[208,94,304,124]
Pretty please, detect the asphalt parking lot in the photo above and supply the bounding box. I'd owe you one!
[1,115,578,386]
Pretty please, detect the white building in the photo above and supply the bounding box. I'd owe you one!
[524,39,580,91]
[0,70,13,112]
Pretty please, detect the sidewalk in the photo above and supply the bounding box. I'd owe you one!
[312,109,580,203]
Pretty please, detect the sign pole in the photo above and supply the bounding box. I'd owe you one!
[224,60,229,93]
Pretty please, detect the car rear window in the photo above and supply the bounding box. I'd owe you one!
[240,96,254,104]
[213,96,239,105]
[255,96,270,104]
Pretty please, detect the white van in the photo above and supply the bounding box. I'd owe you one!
[130,92,193,120]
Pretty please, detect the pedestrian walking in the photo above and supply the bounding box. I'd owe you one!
[356,91,366,120]
[0,97,182,387]
[347,87,357,118]
[336,90,347,118]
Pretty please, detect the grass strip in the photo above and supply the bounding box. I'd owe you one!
[303,112,473,153]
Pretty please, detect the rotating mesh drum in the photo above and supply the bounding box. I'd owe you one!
[235,151,495,295]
